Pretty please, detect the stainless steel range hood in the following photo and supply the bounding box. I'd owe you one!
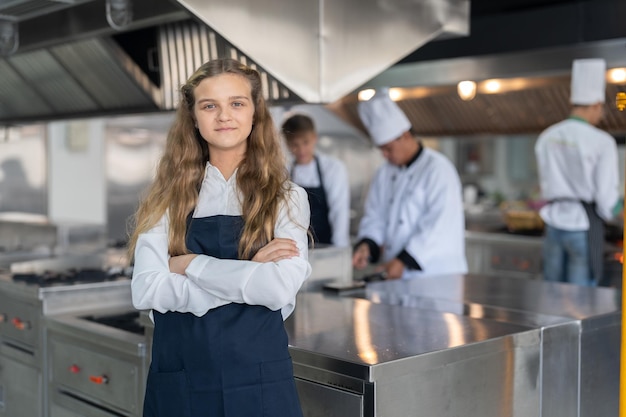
[328,38,626,137]
[0,0,94,21]
[0,0,300,124]
[175,0,470,103]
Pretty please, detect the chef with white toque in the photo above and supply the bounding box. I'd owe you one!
[535,58,621,286]
[352,89,468,279]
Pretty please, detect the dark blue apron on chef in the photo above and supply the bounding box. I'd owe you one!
[143,215,303,417]
[292,156,332,245]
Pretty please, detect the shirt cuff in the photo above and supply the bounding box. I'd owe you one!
[397,249,421,270]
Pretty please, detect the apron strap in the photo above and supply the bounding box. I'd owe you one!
[547,198,605,282]
[580,201,605,283]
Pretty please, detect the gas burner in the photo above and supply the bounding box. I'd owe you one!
[80,311,144,335]
[11,267,131,287]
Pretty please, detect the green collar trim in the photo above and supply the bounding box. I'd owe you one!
[568,115,589,124]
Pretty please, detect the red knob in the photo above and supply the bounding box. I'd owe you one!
[89,375,109,385]
[69,365,81,374]
[11,317,30,330]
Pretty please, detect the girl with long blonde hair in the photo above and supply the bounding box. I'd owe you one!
[129,58,310,417]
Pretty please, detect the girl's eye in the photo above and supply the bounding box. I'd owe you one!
[232,102,244,107]
[205,104,215,109]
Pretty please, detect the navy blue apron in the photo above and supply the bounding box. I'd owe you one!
[292,156,332,245]
[143,214,303,417]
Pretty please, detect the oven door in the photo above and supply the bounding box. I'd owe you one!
[46,311,147,417]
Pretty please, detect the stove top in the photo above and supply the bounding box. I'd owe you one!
[80,310,144,335]
[10,267,132,287]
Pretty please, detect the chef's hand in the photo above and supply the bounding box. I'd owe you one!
[169,254,198,275]
[376,258,404,280]
[352,243,370,269]
[252,238,299,263]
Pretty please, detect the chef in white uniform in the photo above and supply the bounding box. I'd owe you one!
[352,89,468,279]
[535,58,621,286]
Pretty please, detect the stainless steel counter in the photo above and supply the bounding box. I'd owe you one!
[465,229,544,279]
[285,291,542,417]
[360,274,621,417]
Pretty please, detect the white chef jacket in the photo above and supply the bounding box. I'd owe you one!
[288,152,351,247]
[131,163,312,321]
[535,118,619,230]
[357,147,468,278]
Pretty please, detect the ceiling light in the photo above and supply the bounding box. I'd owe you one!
[608,68,626,84]
[457,80,476,101]
[483,79,502,93]
[357,89,376,101]
[388,88,403,101]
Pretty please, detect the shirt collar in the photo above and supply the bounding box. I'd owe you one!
[403,142,424,168]
[568,115,589,124]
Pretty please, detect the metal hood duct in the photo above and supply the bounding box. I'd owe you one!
[0,0,299,124]
[174,0,470,103]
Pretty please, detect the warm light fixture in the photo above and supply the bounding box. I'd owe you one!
[608,68,626,84]
[388,88,402,101]
[616,92,626,111]
[357,89,376,101]
[457,80,476,101]
[483,79,502,93]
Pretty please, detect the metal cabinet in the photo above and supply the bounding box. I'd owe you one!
[0,354,42,417]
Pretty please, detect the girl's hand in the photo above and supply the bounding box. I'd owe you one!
[252,238,299,263]
[169,254,198,275]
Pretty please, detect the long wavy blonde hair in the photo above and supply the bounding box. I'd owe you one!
[127,58,290,260]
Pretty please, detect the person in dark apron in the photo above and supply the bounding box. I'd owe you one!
[127,58,311,417]
[292,156,332,244]
[144,215,303,416]
[535,59,621,286]
[281,113,351,247]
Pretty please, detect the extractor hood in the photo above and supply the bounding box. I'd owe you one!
[328,38,626,137]
[0,0,300,124]
[0,0,470,124]
[174,0,470,103]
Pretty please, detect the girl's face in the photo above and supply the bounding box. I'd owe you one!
[193,73,255,157]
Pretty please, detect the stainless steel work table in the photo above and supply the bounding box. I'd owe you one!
[360,274,621,417]
[285,291,541,417]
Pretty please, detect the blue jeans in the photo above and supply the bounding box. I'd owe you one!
[542,224,595,286]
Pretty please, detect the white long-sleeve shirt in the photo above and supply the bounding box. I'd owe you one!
[535,118,619,230]
[288,152,351,247]
[131,163,312,320]
[357,147,467,278]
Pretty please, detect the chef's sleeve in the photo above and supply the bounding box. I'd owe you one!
[593,137,620,221]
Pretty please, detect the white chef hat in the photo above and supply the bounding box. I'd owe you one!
[357,88,411,146]
[570,58,606,105]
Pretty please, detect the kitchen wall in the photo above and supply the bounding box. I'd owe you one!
[437,135,626,206]
[0,124,47,214]
[0,111,623,246]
